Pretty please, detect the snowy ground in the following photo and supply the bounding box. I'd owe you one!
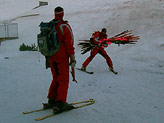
[0,0,164,123]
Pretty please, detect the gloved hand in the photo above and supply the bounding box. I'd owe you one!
[98,43,102,46]
[69,55,76,68]
[115,41,122,44]
[69,55,77,83]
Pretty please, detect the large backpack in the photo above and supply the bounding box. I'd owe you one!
[37,20,61,56]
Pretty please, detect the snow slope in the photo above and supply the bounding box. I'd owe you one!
[0,0,164,123]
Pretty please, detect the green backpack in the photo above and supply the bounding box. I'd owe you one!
[37,20,61,56]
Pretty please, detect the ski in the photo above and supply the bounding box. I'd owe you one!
[23,108,46,114]
[23,99,94,114]
[35,99,95,121]
[76,68,94,74]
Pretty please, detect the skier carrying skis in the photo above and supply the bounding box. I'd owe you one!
[81,28,117,73]
[45,6,77,112]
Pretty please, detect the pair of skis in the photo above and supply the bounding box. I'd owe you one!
[76,68,118,74]
[23,99,95,121]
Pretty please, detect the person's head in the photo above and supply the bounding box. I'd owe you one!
[101,28,107,34]
[54,6,64,20]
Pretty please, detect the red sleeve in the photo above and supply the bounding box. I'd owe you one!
[61,23,75,56]
[92,31,99,39]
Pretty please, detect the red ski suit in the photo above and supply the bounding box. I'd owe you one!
[48,19,75,103]
[82,31,113,68]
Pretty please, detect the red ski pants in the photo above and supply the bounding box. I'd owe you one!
[82,47,113,68]
[48,58,69,103]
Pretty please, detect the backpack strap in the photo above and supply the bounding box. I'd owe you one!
[48,20,60,33]
[59,21,72,36]
[49,19,69,44]
[49,19,66,34]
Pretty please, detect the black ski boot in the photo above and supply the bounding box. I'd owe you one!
[53,101,75,113]
[43,99,58,109]
[81,66,86,71]
[109,67,118,74]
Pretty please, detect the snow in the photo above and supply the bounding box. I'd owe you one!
[0,0,164,122]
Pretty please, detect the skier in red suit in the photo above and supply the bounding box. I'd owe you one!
[81,28,117,73]
[46,6,76,111]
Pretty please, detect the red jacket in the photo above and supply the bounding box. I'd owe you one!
[50,19,75,62]
[92,31,108,47]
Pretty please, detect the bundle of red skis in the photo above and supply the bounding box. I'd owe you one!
[78,30,140,54]
[103,30,140,45]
